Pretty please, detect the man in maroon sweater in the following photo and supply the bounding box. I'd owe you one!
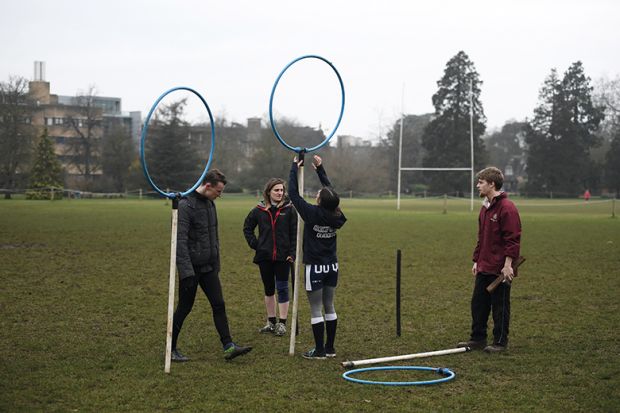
[457,167,521,353]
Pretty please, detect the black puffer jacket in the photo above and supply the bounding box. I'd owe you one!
[243,201,297,263]
[176,191,219,279]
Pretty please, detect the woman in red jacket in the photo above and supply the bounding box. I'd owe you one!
[243,178,297,337]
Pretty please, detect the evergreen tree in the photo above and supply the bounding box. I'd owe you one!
[421,51,487,194]
[27,128,64,200]
[144,99,203,193]
[526,62,604,196]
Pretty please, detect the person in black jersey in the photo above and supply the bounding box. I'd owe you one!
[289,154,347,359]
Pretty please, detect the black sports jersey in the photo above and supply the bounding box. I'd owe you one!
[288,162,347,265]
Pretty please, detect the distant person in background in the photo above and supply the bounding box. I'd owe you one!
[584,189,591,201]
[289,154,347,359]
[172,169,252,362]
[243,178,297,337]
[457,167,521,353]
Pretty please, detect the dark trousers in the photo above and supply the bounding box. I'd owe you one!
[172,270,232,350]
[470,273,511,346]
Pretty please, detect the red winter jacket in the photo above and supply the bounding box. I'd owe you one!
[472,192,521,275]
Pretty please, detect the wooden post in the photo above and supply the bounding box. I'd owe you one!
[289,154,305,355]
[342,347,470,368]
[164,196,179,373]
[443,194,447,214]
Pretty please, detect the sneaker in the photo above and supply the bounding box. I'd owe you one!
[456,339,487,350]
[259,322,275,334]
[224,343,253,360]
[484,344,507,353]
[274,322,287,336]
[302,348,326,360]
[171,349,189,362]
[325,348,336,358]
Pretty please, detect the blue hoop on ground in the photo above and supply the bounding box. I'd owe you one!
[342,366,455,386]
[140,86,216,199]
[269,55,345,153]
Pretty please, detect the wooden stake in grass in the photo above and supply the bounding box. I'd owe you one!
[164,196,180,373]
[289,152,305,356]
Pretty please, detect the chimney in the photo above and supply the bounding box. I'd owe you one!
[34,61,46,81]
[30,61,51,104]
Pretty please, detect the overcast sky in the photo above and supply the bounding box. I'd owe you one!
[1,0,619,142]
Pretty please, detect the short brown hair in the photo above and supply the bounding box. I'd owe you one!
[202,169,227,186]
[477,167,504,190]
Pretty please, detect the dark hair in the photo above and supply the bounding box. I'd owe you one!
[263,178,286,207]
[318,186,340,212]
[202,169,227,186]
[477,167,504,190]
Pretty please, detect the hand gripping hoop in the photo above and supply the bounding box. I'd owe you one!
[269,55,345,153]
[140,86,216,199]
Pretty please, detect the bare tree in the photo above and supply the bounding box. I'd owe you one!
[0,76,36,195]
[102,119,136,192]
[64,85,103,179]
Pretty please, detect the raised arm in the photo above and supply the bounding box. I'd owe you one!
[312,155,332,187]
[288,157,317,222]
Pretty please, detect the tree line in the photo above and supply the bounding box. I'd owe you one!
[1,51,619,198]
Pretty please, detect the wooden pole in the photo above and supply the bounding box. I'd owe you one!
[289,155,305,355]
[342,347,470,368]
[164,196,179,373]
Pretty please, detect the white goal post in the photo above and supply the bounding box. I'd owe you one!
[397,81,475,212]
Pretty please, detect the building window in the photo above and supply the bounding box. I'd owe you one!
[46,117,53,126]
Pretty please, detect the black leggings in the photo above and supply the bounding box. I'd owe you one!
[172,270,232,349]
[258,261,290,302]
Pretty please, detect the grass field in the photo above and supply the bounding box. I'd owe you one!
[1,196,619,412]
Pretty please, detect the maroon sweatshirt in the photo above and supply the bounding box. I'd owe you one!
[472,192,521,275]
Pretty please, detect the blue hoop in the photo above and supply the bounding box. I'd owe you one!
[269,55,345,153]
[140,86,216,199]
[342,366,456,386]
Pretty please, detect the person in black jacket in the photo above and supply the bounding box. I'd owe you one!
[172,169,252,362]
[243,178,297,337]
[289,155,347,359]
